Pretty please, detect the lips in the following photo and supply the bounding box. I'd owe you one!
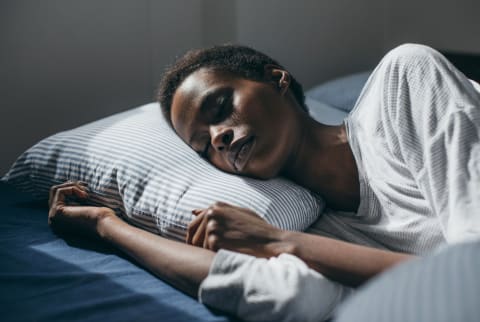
[228,136,255,172]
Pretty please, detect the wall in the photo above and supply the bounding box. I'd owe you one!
[0,0,205,174]
[1,0,479,174]
[233,0,480,87]
[384,0,480,53]
[234,0,385,88]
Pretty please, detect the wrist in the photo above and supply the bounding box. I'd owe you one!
[268,229,298,257]
[96,208,123,239]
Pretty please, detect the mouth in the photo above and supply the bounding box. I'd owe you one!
[229,136,255,172]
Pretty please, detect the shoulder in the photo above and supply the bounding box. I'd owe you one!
[382,43,443,66]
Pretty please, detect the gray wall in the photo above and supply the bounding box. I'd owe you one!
[235,0,385,88]
[1,0,479,174]
[385,0,480,52]
[0,0,206,174]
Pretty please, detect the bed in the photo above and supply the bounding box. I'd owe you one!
[0,67,366,321]
[1,50,479,322]
[0,182,237,322]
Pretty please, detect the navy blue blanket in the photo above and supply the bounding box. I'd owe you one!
[0,182,235,322]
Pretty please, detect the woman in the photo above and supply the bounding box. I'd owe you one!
[48,44,480,321]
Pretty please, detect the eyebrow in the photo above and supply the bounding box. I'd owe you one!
[187,86,229,146]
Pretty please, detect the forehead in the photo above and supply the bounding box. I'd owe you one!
[170,68,236,139]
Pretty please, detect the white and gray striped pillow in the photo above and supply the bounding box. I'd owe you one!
[2,102,324,240]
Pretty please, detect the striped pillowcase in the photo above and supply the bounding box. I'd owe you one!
[2,103,324,241]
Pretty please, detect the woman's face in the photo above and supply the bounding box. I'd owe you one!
[170,67,301,179]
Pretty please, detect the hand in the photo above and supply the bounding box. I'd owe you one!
[48,181,116,237]
[186,202,290,257]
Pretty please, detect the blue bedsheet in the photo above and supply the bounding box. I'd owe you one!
[0,182,235,322]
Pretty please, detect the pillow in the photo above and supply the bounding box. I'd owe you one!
[306,71,371,112]
[1,103,324,241]
[305,97,348,125]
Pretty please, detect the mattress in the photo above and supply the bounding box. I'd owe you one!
[0,182,235,322]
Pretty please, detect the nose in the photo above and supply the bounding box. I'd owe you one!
[210,126,234,151]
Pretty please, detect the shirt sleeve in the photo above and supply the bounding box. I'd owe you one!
[383,44,480,243]
[199,249,353,322]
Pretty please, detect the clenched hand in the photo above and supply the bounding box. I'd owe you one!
[186,202,292,258]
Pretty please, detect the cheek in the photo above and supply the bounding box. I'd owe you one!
[235,96,272,129]
[245,101,295,176]
[242,101,286,140]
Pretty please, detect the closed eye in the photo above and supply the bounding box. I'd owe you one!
[195,88,233,159]
[213,91,233,123]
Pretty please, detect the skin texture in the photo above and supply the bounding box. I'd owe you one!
[170,67,300,179]
[170,67,361,210]
[47,67,413,302]
[48,181,213,297]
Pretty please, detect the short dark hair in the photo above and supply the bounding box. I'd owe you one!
[157,44,307,124]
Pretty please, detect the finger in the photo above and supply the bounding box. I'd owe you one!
[49,181,88,207]
[49,181,75,207]
[191,216,208,247]
[57,185,89,200]
[75,181,89,193]
[193,207,220,247]
[206,233,220,251]
[53,186,89,208]
[186,211,205,244]
[204,219,220,249]
[191,209,203,216]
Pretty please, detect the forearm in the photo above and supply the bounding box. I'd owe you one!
[184,202,413,287]
[277,230,414,287]
[98,215,214,297]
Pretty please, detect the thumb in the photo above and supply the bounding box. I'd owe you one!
[191,209,204,216]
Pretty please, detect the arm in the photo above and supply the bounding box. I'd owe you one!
[98,216,214,297]
[277,230,412,286]
[49,182,353,321]
[48,181,214,297]
[381,46,480,242]
[188,202,413,287]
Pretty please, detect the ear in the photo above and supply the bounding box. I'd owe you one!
[264,64,291,96]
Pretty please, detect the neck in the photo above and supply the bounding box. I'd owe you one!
[282,115,360,211]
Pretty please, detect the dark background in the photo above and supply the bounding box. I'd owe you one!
[1,0,479,174]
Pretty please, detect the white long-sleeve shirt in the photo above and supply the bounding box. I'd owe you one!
[311,44,480,255]
[199,44,480,321]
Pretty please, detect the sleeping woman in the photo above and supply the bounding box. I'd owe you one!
[47,43,480,321]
